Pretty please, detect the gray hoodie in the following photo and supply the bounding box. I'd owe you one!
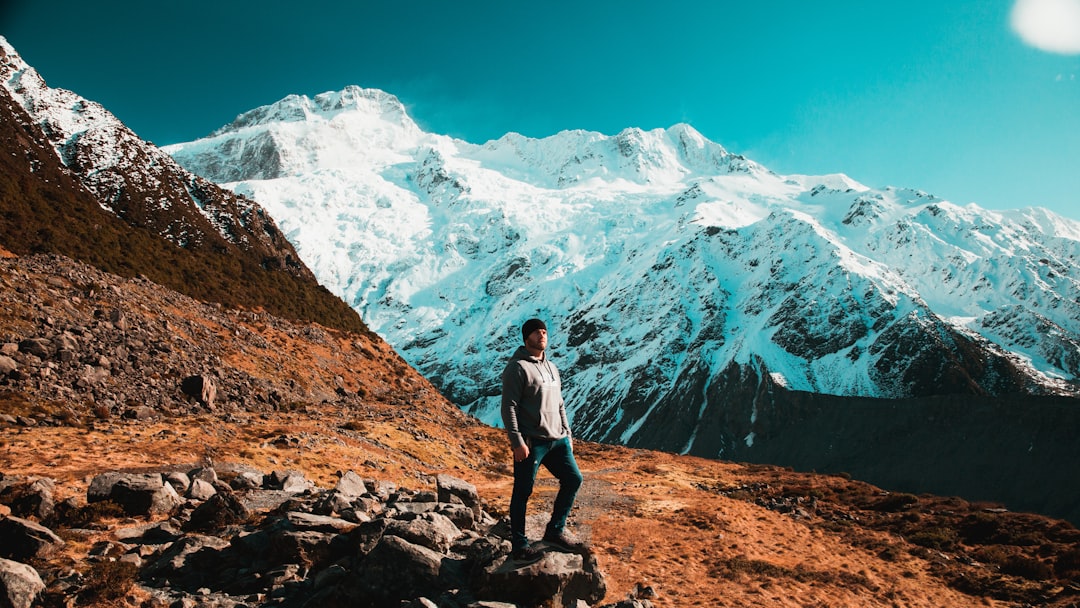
[501,346,571,449]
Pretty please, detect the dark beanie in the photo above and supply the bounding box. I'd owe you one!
[521,318,547,342]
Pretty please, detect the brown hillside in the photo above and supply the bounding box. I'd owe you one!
[1,252,1079,607]
[0,78,366,336]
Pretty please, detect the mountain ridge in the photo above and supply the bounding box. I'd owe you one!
[162,86,1080,413]
[0,36,366,335]
[163,84,1080,523]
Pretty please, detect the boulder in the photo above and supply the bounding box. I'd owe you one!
[140,534,232,591]
[0,558,44,608]
[345,535,449,606]
[188,466,218,486]
[229,471,264,491]
[436,474,481,515]
[266,470,313,494]
[333,470,368,497]
[0,517,65,560]
[0,477,55,520]
[285,512,359,534]
[180,374,217,407]
[87,473,182,516]
[0,355,17,376]
[187,479,217,501]
[385,512,461,554]
[17,338,51,360]
[163,471,191,495]
[184,492,251,532]
[476,549,606,608]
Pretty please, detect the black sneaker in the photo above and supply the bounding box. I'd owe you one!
[511,543,543,563]
[542,529,583,551]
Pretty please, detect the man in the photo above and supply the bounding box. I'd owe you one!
[501,318,583,560]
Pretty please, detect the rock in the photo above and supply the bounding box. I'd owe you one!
[229,471,264,491]
[285,512,359,534]
[437,474,481,515]
[185,492,251,532]
[180,375,217,407]
[87,473,182,516]
[385,512,461,554]
[188,479,217,501]
[314,490,355,516]
[0,457,605,608]
[266,470,313,494]
[17,338,51,360]
[188,467,218,486]
[0,355,17,376]
[333,470,367,497]
[0,558,45,608]
[114,520,182,544]
[438,504,478,531]
[476,549,606,608]
[345,535,449,606]
[86,472,124,502]
[121,405,153,420]
[0,477,55,520]
[164,471,192,495]
[0,517,65,560]
[140,534,232,590]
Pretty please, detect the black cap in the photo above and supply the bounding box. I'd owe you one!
[521,318,547,343]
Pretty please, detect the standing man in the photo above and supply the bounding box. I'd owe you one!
[502,318,583,560]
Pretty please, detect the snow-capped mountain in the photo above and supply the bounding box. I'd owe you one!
[165,86,1080,457]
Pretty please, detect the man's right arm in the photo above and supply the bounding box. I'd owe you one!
[501,364,528,456]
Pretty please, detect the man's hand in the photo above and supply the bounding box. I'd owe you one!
[513,444,530,462]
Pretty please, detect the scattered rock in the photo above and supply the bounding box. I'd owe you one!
[0,558,45,608]
[0,516,65,561]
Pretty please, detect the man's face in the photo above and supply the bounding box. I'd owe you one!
[526,328,548,352]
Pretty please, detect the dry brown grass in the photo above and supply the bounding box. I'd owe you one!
[2,254,1078,608]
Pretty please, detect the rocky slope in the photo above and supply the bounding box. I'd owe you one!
[0,36,364,335]
[1,251,1079,607]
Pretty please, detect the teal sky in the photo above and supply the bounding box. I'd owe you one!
[4,1,1079,219]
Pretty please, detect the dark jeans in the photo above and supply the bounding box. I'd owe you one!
[510,435,583,550]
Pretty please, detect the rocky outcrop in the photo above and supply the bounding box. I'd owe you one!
[0,468,615,608]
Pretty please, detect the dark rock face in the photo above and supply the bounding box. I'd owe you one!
[607,358,1080,526]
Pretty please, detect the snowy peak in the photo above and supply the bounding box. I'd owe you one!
[476,123,758,188]
[212,85,418,137]
[165,87,426,183]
